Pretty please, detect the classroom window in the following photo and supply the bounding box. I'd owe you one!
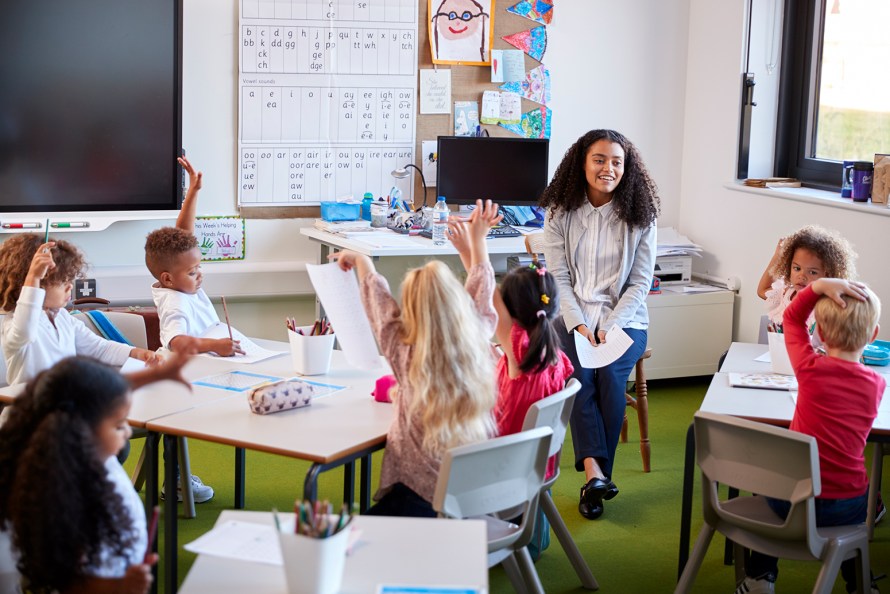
[775,0,890,189]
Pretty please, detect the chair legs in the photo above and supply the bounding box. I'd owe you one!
[867,442,886,541]
[621,349,652,472]
[674,525,716,594]
[540,492,599,590]
[131,435,196,519]
[514,547,545,594]
[502,554,529,594]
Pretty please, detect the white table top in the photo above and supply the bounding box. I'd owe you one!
[301,226,529,257]
[145,349,393,463]
[179,511,488,594]
[702,342,890,433]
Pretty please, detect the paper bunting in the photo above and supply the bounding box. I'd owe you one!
[499,65,551,105]
[499,106,551,139]
[506,0,554,26]
[501,27,547,63]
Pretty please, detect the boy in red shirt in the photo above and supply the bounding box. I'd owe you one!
[737,278,883,594]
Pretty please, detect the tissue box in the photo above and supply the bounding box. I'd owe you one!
[320,202,361,221]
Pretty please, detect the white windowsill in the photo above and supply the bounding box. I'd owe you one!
[724,182,890,218]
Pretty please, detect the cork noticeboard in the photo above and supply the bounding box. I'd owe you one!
[240,0,544,219]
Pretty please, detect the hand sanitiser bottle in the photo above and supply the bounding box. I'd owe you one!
[432,195,449,246]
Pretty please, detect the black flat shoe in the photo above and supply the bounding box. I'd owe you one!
[579,497,604,520]
[604,479,619,501]
[579,478,609,520]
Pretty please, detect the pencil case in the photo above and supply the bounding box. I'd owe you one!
[862,340,890,367]
[320,201,361,222]
[247,379,315,415]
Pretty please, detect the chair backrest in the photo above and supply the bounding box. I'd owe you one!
[433,426,552,521]
[693,411,825,556]
[72,310,149,349]
[524,233,545,264]
[521,378,580,460]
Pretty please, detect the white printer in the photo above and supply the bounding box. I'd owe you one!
[654,255,692,285]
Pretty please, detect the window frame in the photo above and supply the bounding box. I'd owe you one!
[774,0,840,190]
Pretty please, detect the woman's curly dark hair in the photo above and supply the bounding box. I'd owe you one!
[539,129,660,228]
[0,234,86,311]
[769,225,857,282]
[0,357,135,593]
[500,266,561,374]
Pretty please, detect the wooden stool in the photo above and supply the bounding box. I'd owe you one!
[621,347,652,472]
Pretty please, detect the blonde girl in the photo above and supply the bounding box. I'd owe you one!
[331,200,501,516]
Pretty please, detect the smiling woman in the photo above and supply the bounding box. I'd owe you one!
[429,0,492,64]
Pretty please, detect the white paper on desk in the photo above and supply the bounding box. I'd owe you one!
[573,327,633,369]
[345,232,419,248]
[198,323,287,364]
[306,262,382,370]
[119,358,146,373]
[184,520,282,565]
[754,352,771,363]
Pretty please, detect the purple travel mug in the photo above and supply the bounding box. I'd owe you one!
[851,161,873,202]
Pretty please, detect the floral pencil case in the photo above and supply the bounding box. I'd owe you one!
[247,379,315,415]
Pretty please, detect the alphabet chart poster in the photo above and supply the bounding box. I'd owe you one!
[239,0,418,207]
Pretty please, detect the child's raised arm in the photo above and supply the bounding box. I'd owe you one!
[329,249,376,282]
[23,242,56,288]
[757,237,784,299]
[449,199,502,271]
[175,156,202,235]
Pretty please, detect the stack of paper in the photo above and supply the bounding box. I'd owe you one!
[657,227,703,258]
[314,219,372,234]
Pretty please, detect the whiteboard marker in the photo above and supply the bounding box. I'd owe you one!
[2,223,40,229]
[51,222,90,229]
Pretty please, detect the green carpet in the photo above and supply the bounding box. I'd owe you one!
[128,377,890,593]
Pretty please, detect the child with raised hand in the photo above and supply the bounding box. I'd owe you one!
[0,354,192,594]
[737,278,883,594]
[756,225,857,329]
[0,235,160,387]
[144,156,243,356]
[330,199,501,517]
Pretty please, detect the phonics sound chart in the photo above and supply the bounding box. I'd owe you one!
[239,0,418,206]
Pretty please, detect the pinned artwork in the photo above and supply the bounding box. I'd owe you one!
[499,106,551,139]
[490,49,525,83]
[502,26,547,63]
[500,65,551,105]
[480,90,521,125]
[454,101,480,136]
[507,0,554,25]
[429,0,495,65]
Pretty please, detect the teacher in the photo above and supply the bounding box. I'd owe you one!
[540,129,660,520]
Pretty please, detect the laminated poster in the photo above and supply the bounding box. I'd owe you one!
[502,26,547,63]
[506,0,554,25]
[454,101,480,136]
[419,68,452,114]
[499,106,551,139]
[429,0,495,66]
[195,217,245,261]
[500,65,551,105]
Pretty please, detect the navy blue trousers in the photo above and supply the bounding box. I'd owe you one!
[560,325,648,478]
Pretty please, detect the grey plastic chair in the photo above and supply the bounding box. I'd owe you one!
[675,411,871,594]
[433,426,553,594]
[520,378,598,590]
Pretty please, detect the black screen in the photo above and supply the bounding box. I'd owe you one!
[0,0,182,213]
[436,136,549,206]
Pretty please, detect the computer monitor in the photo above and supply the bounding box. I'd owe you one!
[435,136,549,206]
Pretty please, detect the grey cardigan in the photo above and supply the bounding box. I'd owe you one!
[542,206,657,334]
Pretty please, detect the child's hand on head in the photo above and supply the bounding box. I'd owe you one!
[177,156,202,192]
[25,242,56,287]
[811,278,869,307]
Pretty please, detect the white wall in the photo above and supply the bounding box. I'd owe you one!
[680,0,889,343]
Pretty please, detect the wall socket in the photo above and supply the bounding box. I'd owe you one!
[74,278,98,300]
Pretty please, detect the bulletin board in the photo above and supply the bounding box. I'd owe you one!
[237,0,551,218]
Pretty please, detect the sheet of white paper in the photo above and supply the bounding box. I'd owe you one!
[572,327,634,369]
[349,233,420,248]
[480,90,500,124]
[184,520,282,565]
[419,69,452,114]
[306,262,382,370]
[119,358,146,373]
[198,323,287,364]
[754,352,771,363]
[422,140,438,186]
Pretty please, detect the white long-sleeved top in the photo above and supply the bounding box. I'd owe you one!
[1,287,132,386]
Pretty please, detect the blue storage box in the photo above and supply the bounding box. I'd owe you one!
[320,202,361,221]
[862,340,890,366]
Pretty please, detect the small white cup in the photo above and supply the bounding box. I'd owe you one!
[768,331,794,375]
[288,327,335,375]
[278,517,350,594]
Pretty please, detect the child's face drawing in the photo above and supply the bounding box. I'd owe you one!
[42,280,72,310]
[94,395,132,459]
[435,0,485,42]
[789,247,826,292]
[164,247,203,295]
[584,140,625,200]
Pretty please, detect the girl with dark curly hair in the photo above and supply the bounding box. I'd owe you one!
[0,357,161,594]
[539,129,660,521]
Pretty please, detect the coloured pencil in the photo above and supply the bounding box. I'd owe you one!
[221,296,233,341]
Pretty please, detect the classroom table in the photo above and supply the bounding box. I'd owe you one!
[677,342,890,579]
[143,346,392,594]
[179,511,488,594]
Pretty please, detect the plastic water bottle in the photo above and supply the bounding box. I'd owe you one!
[431,195,449,246]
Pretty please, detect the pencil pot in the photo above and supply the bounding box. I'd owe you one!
[767,331,794,376]
[278,517,350,594]
[288,328,335,375]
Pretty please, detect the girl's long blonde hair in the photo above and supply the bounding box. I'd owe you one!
[400,261,496,454]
